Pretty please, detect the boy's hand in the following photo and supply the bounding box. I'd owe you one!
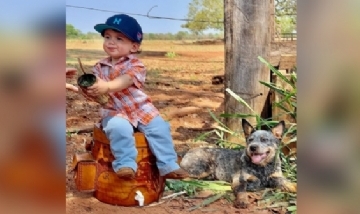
[86,76,109,96]
[66,68,77,78]
[66,68,78,92]
[66,83,79,92]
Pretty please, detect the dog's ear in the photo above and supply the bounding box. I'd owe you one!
[271,120,285,139]
[242,119,254,139]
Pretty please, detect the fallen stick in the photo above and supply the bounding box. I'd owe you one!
[66,125,94,134]
[147,191,187,207]
[161,191,187,200]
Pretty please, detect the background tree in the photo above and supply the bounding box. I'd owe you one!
[183,0,296,34]
[275,0,296,33]
[66,24,82,38]
[175,31,189,40]
[181,0,224,35]
[277,16,296,33]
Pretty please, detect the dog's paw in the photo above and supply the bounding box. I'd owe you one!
[281,181,297,193]
[234,200,249,209]
[234,192,249,209]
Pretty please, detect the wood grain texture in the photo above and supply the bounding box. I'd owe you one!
[224,0,271,144]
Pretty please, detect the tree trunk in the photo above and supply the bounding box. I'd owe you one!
[224,0,271,144]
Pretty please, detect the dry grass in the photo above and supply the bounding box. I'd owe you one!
[66,39,225,79]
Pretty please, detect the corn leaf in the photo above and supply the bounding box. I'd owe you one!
[225,88,255,113]
[258,56,295,88]
[220,113,255,118]
[259,81,289,97]
[188,193,225,212]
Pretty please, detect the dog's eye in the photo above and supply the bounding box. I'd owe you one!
[260,137,267,142]
[248,138,254,142]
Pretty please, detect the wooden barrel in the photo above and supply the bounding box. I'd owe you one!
[91,125,165,206]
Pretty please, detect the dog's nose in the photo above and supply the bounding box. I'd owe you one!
[250,145,258,152]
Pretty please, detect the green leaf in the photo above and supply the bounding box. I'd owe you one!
[208,110,228,129]
[259,81,288,97]
[225,88,255,112]
[258,56,295,88]
[220,113,255,118]
[195,130,215,142]
[274,103,292,114]
[188,193,225,211]
[287,205,297,212]
[290,72,297,83]
[260,120,281,129]
[214,125,234,135]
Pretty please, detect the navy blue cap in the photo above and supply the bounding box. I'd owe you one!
[94,14,143,44]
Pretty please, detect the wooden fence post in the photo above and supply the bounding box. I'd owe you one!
[224,0,271,144]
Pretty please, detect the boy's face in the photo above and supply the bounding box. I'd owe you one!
[103,29,139,60]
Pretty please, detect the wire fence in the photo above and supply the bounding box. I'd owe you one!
[66,4,296,24]
[66,5,223,24]
[66,4,297,41]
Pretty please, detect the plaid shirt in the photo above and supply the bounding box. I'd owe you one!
[92,54,159,127]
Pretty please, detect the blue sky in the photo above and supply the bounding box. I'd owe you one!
[66,0,194,34]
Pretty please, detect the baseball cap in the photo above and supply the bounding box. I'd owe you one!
[94,14,143,44]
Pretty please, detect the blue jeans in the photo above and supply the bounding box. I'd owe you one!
[101,115,180,176]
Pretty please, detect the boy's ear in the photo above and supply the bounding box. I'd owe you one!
[130,43,140,53]
[242,119,254,139]
[271,121,285,139]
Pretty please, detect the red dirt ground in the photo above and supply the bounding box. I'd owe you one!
[66,41,293,213]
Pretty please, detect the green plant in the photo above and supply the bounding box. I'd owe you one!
[165,179,231,196]
[197,56,297,147]
[194,56,297,212]
[66,131,72,137]
[165,51,177,58]
[164,179,232,211]
[165,46,177,58]
[257,189,297,213]
[258,56,297,125]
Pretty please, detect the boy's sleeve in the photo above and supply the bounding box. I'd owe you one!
[124,59,146,88]
[92,64,102,77]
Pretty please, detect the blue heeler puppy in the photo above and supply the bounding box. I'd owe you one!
[180,119,297,208]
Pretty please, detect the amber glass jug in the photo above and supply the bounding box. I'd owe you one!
[90,124,166,206]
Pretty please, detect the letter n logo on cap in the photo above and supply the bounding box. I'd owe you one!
[113,18,122,25]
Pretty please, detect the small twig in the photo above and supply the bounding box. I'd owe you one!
[77,58,86,74]
[161,191,187,200]
[147,200,166,207]
[66,125,94,134]
[147,191,187,207]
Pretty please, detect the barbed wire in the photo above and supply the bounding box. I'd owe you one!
[66,5,223,23]
[66,4,296,24]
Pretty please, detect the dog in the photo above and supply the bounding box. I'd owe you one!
[180,119,297,208]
